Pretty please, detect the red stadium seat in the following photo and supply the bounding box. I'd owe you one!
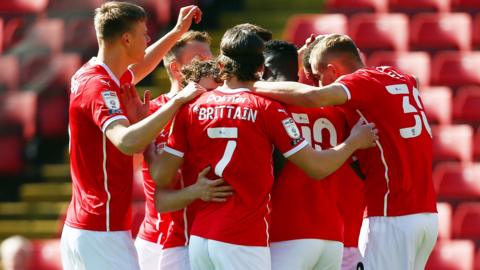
[475,250,480,270]
[0,135,23,174]
[17,19,65,53]
[426,240,475,270]
[0,18,3,53]
[410,13,471,52]
[432,125,473,163]
[475,128,480,161]
[453,86,480,124]
[0,0,48,14]
[367,51,431,86]
[473,15,480,50]
[421,86,452,125]
[451,0,480,14]
[37,96,68,138]
[349,14,409,54]
[30,239,62,270]
[433,162,480,200]
[431,52,480,90]
[0,91,37,140]
[325,0,388,14]
[47,0,104,14]
[64,18,97,58]
[283,14,348,47]
[437,202,452,239]
[0,55,19,92]
[389,0,450,15]
[453,203,480,240]
[131,201,146,239]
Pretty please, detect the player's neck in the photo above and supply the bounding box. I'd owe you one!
[168,80,182,96]
[97,46,131,82]
[224,77,254,90]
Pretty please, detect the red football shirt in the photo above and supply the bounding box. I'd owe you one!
[137,94,173,245]
[270,105,365,247]
[336,66,437,217]
[165,87,308,246]
[66,57,135,231]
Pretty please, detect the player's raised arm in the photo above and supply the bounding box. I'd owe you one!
[288,120,378,179]
[129,5,202,84]
[252,81,348,108]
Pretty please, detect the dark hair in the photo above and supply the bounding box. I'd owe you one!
[94,1,147,41]
[311,34,363,69]
[302,38,322,73]
[232,23,272,42]
[180,59,221,87]
[263,40,298,81]
[218,28,265,82]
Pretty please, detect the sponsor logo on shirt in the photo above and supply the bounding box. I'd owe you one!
[102,91,123,115]
[282,118,301,139]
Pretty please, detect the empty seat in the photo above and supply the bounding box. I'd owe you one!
[473,15,480,50]
[451,0,480,14]
[0,91,37,139]
[31,239,62,270]
[64,18,97,58]
[47,0,104,14]
[25,19,65,53]
[325,0,388,14]
[367,51,431,86]
[453,86,480,124]
[426,240,475,270]
[0,55,19,92]
[37,96,68,138]
[283,14,348,47]
[0,0,49,14]
[410,13,471,52]
[421,86,452,125]
[437,202,453,239]
[131,201,145,239]
[453,203,480,240]
[433,162,480,200]
[431,52,480,89]
[389,0,450,15]
[0,135,23,174]
[475,128,480,161]
[349,14,409,54]
[432,125,473,163]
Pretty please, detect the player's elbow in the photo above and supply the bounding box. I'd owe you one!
[117,137,144,155]
[306,168,329,180]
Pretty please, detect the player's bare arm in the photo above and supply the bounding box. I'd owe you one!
[105,82,205,155]
[252,81,348,108]
[288,120,378,179]
[147,147,234,213]
[129,5,203,84]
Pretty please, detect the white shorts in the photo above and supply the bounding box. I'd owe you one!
[60,225,140,270]
[189,235,270,270]
[159,246,190,270]
[270,239,343,270]
[359,213,438,270]
[134,237,163,270]
[341,247,362,270]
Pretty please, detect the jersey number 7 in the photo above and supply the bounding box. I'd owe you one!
[207,127,238,177]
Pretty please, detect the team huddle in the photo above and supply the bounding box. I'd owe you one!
[61,2,438,270]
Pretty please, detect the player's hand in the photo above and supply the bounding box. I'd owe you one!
[349,119,379,150]
[173,82,206,104]
[119,83,151,124]
[192,167,234,202]
[174,5,202,34]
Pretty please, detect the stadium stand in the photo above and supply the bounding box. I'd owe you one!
[0,55,19,93]
[433,162,480,201]
[453,86,480,125]
[31,239,62,270]
[437,202,453,240]
[348,13,409,54]
[325,0,388,14]
[389,0,451,15]
[426,240,475,270]
[431,51,480,90]
[432,125,473,163]
[453,203,480,241]
[451,0,480,15]
[420,86,452,125]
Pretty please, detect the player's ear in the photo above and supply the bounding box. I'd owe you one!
[121,32,131,47]
[170,61,181,79]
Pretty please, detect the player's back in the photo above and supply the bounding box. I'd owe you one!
[166,86,307,246]
[337,66,436,217]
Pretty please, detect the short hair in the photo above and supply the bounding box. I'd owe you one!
[232,23,272,42]
[163,31,212,77]
[180,59,221,87]
[302,38,322,73]
[263,40,298,81]
[218,27,265,82]
[94,1,147,41]
[310,34,363,70]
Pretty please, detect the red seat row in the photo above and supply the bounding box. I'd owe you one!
[284,13,479,54]
[434,162,480,200]
[325,0,480,15]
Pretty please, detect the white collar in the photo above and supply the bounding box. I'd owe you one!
[215,86,251,94]
[91,57,120,87]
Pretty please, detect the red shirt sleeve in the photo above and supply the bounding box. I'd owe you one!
[264,101,308,157]
[84,77,128,132]
[165,105,189,158]
[335,70,375,111]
